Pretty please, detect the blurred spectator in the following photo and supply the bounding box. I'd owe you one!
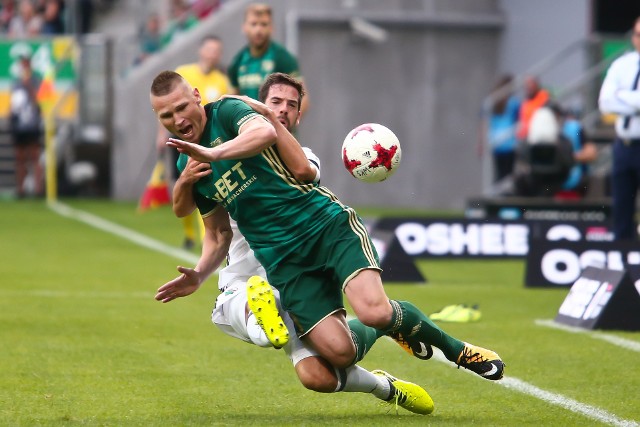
[160,0,199,47]
[228,3,309,114]
[512,106,575,197]
[40,0,64,35]
[189,0,220,20]
[0,0,17,32]
[485,74,521,182]
[8,0,43,37]
[10,55,44,198]
[135,12,162,65]
[550,104,598,199]
[33,0,45,14]
[516,75,550,142]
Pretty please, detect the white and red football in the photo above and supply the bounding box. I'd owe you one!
[341,123,402,183]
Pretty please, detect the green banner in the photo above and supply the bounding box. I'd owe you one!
[0,37,78,118]
[0,37,77,84]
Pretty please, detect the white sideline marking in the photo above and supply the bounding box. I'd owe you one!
[48,201,199,264]
[381,338,639,426]
[535,319,640,353]
[498,376,639,427]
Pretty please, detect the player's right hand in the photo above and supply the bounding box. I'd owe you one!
[181,158,212,184]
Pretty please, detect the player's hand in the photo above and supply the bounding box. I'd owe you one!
[155,266,202,303]
[181,158,212,184]
[167,138,216,163]
[221,94,274,118]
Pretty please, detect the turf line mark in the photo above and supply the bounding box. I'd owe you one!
[426,346,639,427]
[48,201,199,264]
[378,337,638,426]
[498,376,638,427]
[535,319,640,353]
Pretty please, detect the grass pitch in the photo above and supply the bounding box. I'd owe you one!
[1,199,638,426]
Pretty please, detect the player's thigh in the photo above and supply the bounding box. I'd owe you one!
[344,268,392,322]
[282,309,319,365]
[293,356,337,392]
[211,285,252,343]
[303,312,355,368]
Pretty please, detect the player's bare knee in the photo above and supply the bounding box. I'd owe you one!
[315,345,355,369]
[355,301,393,329]
[329,347,356,369]
[297,370,336,392]
[295,357,338,393]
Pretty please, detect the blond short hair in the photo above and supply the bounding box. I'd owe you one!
[245,3,271,20]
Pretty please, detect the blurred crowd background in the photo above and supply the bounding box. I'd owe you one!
[0,0,638,212]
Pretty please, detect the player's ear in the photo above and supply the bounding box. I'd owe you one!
[193,88,202,104]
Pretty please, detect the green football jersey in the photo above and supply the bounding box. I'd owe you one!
[227,41,300,100]
[177,99,344,268]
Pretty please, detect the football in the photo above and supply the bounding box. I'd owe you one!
[341,123,402,183]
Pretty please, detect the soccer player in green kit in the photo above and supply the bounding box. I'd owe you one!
[158,78,435,415]
[150,71,505,384]
[228,3,309,114]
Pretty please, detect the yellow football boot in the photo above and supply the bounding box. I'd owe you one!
[246,276,289,349]
[372,370,435,415]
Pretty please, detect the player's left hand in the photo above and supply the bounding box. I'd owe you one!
[167,138,217,163]
[155,266,202,303]
[221,94,274,118]
[181,157,212,184]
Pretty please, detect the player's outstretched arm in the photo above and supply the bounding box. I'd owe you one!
[167,138,217,163]
[155,207,232,303]
[221,94,317,182]
[167,118,276,162]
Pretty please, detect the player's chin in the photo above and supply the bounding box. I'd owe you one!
[177,128,196,142]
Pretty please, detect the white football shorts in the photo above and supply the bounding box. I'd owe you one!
[211,280,318,366]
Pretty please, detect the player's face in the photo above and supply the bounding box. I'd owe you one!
[151,82,205,143]
[199,39,222,71]
[633,21,640,53]
[264,84,301,131]
[243,12,272,49]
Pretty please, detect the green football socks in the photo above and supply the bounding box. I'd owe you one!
[347,300,465,363]
[389,300,464,362]
[348,318,386,363]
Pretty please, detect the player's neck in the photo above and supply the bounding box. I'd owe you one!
[199,62,215,74]
[250,40,270,57]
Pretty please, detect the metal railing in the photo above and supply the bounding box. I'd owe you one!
[479,32,631,196]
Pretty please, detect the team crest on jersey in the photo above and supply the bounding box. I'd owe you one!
[210,137,223,147]
[262,60,275,73]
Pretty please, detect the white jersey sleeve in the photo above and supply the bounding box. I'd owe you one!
[301,146,321,183]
